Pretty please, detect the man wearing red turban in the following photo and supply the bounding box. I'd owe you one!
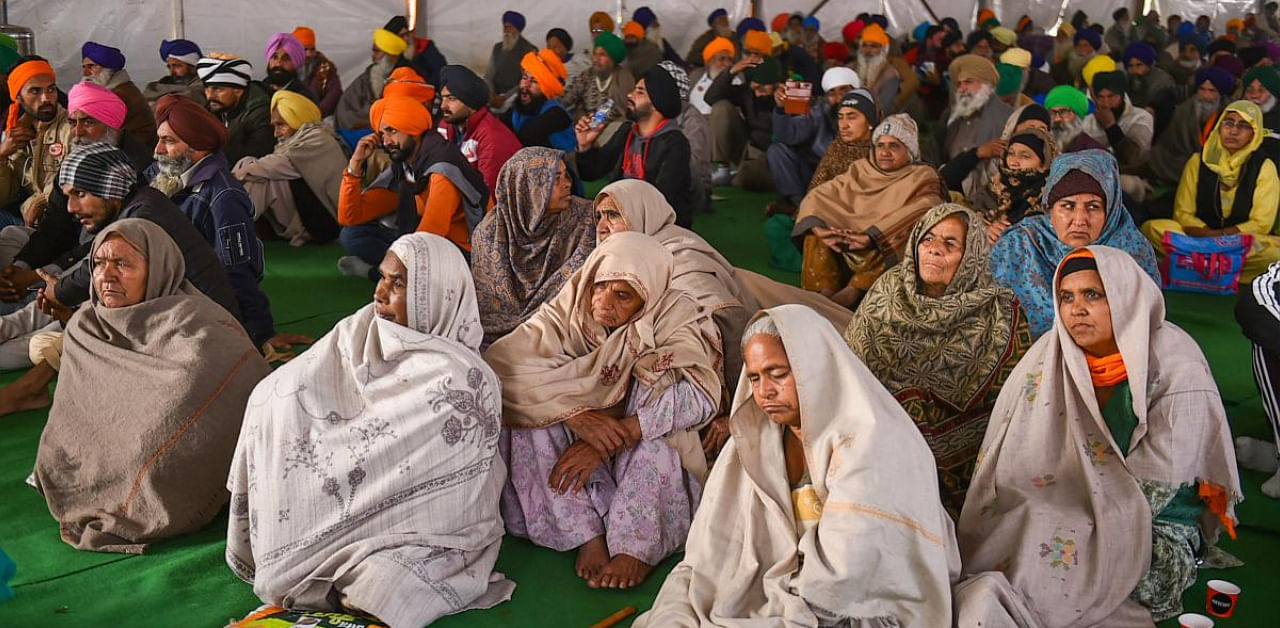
[337,96,489,280]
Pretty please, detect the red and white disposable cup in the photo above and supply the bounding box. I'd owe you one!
[1178,613,1214,628]
[1206,579,1241,618]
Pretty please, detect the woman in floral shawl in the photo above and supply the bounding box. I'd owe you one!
[989,149,1159,337]
[470,147,596,345]
[846,204,1032,516]
[957,246,1240,625]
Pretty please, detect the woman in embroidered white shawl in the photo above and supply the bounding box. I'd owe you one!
[955,246,1241,626]
[226,232,513,627]
[637,305,959,627]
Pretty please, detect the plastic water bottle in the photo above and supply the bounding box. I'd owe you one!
[589,99,615,128]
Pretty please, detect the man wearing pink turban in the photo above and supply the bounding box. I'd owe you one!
[264,33,317,102]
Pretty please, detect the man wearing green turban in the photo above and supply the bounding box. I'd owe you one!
[1245,64,1280,129]
[561,32,636,144]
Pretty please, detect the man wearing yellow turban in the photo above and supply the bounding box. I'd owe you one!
[336,96,490,279]
[231,89,346,247]
[335,28,405,133]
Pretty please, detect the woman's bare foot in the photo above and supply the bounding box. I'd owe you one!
[575,535,610,581]
[590,553,653,589]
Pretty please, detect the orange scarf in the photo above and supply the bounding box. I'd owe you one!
[1085,352,1128,388]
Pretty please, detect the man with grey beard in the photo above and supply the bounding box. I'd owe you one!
[632,6,686,68]
[686,8,734,69]
[80,42,157,147]
[485,11,537,109]
[1145,67,1236,187]
[561,33,635,144]
[336,29,404,133]
[939,54,1012,161]
[854,24,899,113]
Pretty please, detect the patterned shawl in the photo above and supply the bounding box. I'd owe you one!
[988,127,1060,224]
[227,233,513,627]
[846,204,1023,411]
[471,146,596,345]
[989,150,1159,337]
[970,103,1045,213]
[958,246,1240,627]
[807,138,872,192]
[637,306,959,627]
[485,231,723,427]
[37,219,269,553]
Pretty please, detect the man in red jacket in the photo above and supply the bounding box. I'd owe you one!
[437,65,522,202]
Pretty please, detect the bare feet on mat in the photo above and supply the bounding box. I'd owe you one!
[576,535,610,581]
[590,553,652,589]
[0,384,50,416]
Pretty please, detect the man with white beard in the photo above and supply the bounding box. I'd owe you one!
[1044,85,1100,152]
[485,12,538,109]
[335,28,406,134]
[632,6,686,68]
[854,24,899,112]
[1246,64,1280,130]
[80,42,156,147]
[939,55,1012,161]
[686,8,734,69]
[1145,67,1236,187]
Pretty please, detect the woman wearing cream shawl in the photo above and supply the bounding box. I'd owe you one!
[36,219,270,553]
[486,232,724,590]
[793,113,946,308]
[845,205,1033,517]
[956,246,1241,626]
[227,233,513,627]
[637,305,959,627]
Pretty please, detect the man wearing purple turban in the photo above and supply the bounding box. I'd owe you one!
[264,33,317,102]
[80,41,156,146]
[143,39,206,106]
[485,11,538,107]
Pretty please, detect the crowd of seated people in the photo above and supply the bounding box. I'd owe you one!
[10,4,1280,625]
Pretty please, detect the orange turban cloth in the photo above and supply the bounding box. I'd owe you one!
[369,95,432,135]
[520,50,565,99]
[622,20,645,40]
[861,23,890,47]
[292,26,316,48]
[383,67,436,104]
[6,59,55,131]
[771,13,790,33]
[589,11,615,33]
[743,30,773,56]
[702,36,736,64]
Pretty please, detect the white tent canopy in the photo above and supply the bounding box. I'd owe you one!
[12,1,1261,95]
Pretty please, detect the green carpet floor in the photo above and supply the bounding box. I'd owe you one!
[2,186,1277,626]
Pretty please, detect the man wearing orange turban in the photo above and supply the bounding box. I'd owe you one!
[503,51,577,153]
[291,26,344,117]
[0,58,71,228]
[337,95,489,277]
[622,20,663,76]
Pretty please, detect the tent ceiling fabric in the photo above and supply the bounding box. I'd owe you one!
[13,0,403,100]
[761,0,979,42]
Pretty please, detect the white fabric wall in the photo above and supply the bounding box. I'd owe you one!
[424,1,751,71]
[760,1,979,42]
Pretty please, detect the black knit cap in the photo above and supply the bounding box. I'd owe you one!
[1008,132,1046,161]
[1017,103,1051,128]
[1047,169,1105,207]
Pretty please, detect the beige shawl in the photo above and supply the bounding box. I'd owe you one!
[637,305,960,627]
[596,178,757,380]
[227,233,512,626]
[484,232,724,479]
[958,245,1241,627]
[793,156,944,261]
[36,219,269,553]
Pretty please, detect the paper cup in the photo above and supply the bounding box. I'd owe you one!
[1178,613,1214,628]
[1206,579,1241,618]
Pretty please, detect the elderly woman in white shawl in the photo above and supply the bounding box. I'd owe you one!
[226,233,513,627]
[637,305,960,627]
[956,246,1241,626]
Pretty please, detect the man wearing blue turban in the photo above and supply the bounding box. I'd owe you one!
[80,41,156,146]
[144,39,207,106]
[485,10,537,108]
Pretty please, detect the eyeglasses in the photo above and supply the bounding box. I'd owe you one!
[1220,118,1253,131]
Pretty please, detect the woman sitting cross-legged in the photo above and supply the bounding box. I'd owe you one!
[1142,99,1280,282]
[990,149,1159,337]
[793,113,946,308]
[485,232,725,590]
[956,246,1241,625]
[845,204,1032,517]
[636,305,960,626]
[35,218,270,553]
[227,232,513,626]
